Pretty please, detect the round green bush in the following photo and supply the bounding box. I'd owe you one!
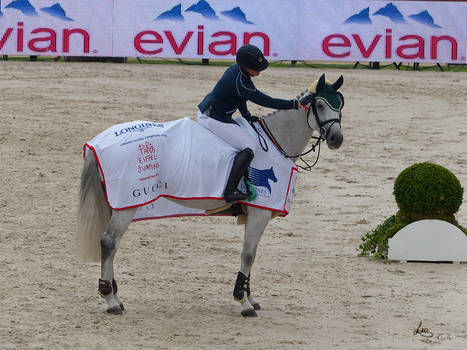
[359,163,465,260]
[393,162,463,216]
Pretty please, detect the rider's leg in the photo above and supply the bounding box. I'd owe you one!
[197,110,257,151]
[223,148,254,202]
[197,110,257,202]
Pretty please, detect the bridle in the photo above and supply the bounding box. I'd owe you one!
[252,92,344,171]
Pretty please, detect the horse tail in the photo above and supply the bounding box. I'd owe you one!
[77,150,111,262]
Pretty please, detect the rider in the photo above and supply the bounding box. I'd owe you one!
[198,44,312,203]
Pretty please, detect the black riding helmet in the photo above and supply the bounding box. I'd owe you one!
[236,44,269,72]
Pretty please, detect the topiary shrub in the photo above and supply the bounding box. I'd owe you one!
[394,162,463,218]
[359,162,466,260]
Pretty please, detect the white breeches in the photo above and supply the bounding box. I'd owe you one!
[197,110,257,152]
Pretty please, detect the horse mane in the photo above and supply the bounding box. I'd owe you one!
[261,89,309,119]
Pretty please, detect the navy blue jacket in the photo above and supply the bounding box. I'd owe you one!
[198,64,297,124]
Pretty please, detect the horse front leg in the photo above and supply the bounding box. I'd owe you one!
[99,208,136,314]
[234,206,271,317]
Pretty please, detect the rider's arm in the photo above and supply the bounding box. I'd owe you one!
[247,89,298,110]
[236,74,298,110]
[238,99,249,117]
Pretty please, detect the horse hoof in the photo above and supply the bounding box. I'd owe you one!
[107,306,123,315]
[241,309,258,317]
[119,303,125,311]
[252,303,261,311]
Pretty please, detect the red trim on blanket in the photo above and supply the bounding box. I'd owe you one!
[238,166,297,217]
[84,144,112,207]
[283,167,298,212]
[238,202,288,216]
[83,143,297,219]
[114,194,227,211]
[132,213,233,222]
[84,143,228,210]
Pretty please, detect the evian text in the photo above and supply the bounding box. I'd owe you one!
[134,25,270,56]
[0,22,90,53]
[322,29,458,60]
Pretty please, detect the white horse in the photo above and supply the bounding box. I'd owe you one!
[77,73,345,317]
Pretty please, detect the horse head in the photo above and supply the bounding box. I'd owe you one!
[303,74,344,150]
[268,166,278,183]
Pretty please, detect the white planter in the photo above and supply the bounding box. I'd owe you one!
[388,219,467,262]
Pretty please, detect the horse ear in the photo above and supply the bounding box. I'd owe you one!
[317,74,326,92]
[332,75,344,91]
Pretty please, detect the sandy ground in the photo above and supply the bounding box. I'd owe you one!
[0,61,466,350]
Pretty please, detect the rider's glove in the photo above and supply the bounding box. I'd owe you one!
[243,113,259,123]
[299,94,314,107]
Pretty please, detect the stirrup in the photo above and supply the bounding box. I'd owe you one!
[224,190,250,203]
[245,179,257,201]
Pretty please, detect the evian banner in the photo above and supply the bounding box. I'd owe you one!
[304,1,467,63]
[0,0,466,63]
[0,0,113,56]
[112,0,300,59]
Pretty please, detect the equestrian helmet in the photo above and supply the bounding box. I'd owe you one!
[236,44,269,71]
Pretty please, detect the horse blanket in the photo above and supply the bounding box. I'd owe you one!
[84,117,297,221]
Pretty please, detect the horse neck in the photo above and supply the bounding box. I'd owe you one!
[262,108,314,160]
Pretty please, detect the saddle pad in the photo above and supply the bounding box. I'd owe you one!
[84,117,297,220]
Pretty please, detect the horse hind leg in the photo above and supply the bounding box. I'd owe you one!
[99,208,136,314]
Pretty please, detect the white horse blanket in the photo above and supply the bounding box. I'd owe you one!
[84,117,297,221]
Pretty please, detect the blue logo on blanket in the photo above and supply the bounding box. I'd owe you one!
[248,166,277,195]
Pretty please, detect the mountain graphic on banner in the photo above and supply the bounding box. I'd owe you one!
[373,3,406,23]
[5,0,38,16]
[156,4,184,21]
[40,3,73,21]
[344,7,372,24]
[221,7,253,24]
[409,10,441,28]
[186,0,218,20]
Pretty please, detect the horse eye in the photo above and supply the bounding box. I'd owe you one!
[317,101,325,109]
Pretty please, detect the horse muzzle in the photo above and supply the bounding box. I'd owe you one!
[326,123,343,150]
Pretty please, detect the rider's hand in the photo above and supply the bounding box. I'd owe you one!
[243,113,259,123]
[299,94,314,107]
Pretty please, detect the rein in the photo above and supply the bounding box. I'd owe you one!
[256,117,323,171]
[251,95,341,171]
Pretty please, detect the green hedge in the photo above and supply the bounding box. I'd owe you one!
[359,163,465,260]
[394,162,463,216]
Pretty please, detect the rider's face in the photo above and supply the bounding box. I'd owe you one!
[244,68,260,77]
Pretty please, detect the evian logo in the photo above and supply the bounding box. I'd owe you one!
[155,0,254,24]
[0,0,74,21]
[0,1,92,54]
[344,2,442,28]
[323,2,463,61]
[134,0,270,57]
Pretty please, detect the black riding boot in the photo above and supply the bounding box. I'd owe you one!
[223,148,254,203]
